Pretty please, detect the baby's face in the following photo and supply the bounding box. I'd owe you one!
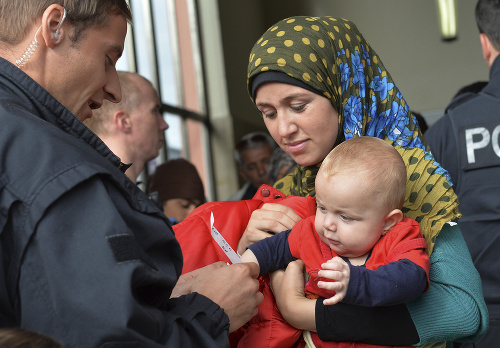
[314,172,388,260]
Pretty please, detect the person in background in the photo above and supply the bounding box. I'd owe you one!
[239,15,488,347]
[84,71,169,183]
[0,328,64,348]
[229,131,277,200]
[148,158,206,225]
[0,1,262,346]
[268,147,297,185]
[427,81,487,134]
[241,137,430,348]
[451,80,488,100]
[425,0,500,346]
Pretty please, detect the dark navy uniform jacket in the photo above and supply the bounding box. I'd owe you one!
[0,57,229,347]
[426,56,500,321]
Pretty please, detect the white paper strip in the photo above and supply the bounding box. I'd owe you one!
[210,212,241,264]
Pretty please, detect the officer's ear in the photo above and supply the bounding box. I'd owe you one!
[41,4,67,48]
[114,110,132,133]
[480,33,495,67]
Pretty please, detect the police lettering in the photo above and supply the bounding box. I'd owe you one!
[462,125,500,169]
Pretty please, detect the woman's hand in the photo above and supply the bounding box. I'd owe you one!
[237,202,301,254]
[269,260,317,332]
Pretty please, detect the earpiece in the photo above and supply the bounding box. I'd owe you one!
[15,7,67,68]
[54,8,67,41]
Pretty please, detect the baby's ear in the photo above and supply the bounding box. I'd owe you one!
[382,209,404,235]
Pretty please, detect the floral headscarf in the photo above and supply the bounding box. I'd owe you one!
[247,16,460,254]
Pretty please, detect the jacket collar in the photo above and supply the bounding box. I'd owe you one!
[483,55,500,97]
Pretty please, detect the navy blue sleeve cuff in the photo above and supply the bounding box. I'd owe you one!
[247,229,295,276]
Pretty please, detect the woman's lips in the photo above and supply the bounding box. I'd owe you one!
[286,140,308,154]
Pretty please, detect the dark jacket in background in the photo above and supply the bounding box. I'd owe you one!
[426,55,500,345]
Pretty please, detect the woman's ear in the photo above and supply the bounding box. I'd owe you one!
[381,209,404,235]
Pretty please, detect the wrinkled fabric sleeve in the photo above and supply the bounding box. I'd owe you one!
[316,301,418,345]
[19,178,229,348]
[248,230,295,276]
[344,260,427,307]
[316,223,488,345]
[406,223,488,344]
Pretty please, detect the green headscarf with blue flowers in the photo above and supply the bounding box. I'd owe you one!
[247,16,460,254]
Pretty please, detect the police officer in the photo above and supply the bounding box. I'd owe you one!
[426,0,500,346]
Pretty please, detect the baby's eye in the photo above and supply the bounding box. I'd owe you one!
[340,214,352,221]
[317,205,327,213]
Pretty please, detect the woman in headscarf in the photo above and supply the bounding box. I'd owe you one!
[240,16,488,347]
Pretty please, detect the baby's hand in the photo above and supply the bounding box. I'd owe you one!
[317,256,350,305]
[240,249,260,269]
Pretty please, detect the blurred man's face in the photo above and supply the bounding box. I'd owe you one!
[129,77,168,162]
[239,144,274,188]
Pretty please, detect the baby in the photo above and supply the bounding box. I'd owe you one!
[242,136,430,309]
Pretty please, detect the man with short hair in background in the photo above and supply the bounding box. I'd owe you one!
[85,71,169,183]
[229,132,276,200]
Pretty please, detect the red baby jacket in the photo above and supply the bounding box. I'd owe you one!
[173,185,430,348]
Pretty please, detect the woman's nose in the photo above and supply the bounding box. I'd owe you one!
[277,113,297,138]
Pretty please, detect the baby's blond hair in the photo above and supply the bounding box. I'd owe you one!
[318,137,407,212]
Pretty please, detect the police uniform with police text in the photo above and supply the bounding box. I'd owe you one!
[426,56,500,346]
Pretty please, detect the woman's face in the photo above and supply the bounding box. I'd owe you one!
[255,82,339,167]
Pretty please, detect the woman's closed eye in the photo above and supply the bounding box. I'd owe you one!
[291,103,306,112]
[258,107,277,119]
